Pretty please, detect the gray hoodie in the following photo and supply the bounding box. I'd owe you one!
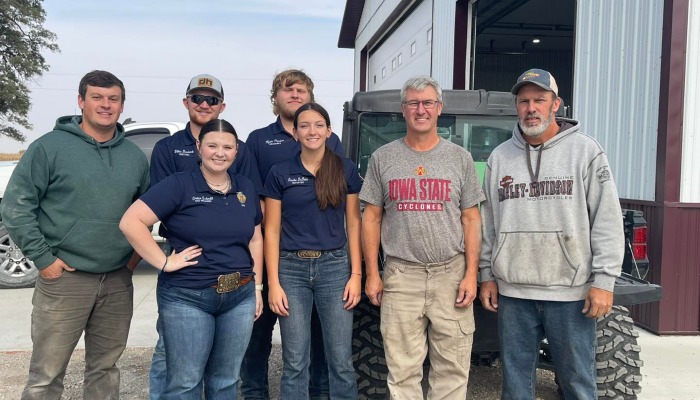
[479,118,624,301]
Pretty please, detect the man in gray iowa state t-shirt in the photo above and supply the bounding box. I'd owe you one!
[359,76,484,399]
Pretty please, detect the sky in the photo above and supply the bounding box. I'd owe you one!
[0,0,355,152]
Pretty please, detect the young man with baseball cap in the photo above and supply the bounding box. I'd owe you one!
[147,73,263,399]
[479,68,624,399]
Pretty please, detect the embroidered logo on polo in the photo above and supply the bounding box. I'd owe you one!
[174,149,195,157]
[237,192,247,205]
[498,175,574,202]
[265,139,285,146]
[388,177,452,212]
[287,177,310,185]
[191,195,214,203]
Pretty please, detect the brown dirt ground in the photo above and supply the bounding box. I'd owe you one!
[0,345,559,399]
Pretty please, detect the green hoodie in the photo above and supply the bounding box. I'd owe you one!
[0,116,150,272]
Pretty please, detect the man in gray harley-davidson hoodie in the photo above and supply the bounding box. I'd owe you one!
[479,69,624,400]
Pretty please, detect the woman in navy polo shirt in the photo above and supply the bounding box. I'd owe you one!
[120,119,263,399]
[264,103,361,399]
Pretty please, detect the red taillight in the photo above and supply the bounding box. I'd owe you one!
[633,226,647,244]
[632,243,647,260]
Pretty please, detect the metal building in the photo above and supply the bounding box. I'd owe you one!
[339,0,700,334]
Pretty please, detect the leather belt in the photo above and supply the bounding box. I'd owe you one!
[211,272,253,294]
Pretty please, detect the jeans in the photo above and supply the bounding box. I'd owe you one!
[241,263,329,399]
[22,267,133,400]
[498,295,596,400]
[156,280,256,400]
[149,317,166,399]
[380,255,474,400]
[278,249,357,400]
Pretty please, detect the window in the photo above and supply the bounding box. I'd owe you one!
[392,58,397,70]
[427,28,432,43]
[411,42,416,55]
[398,53,403,65]
[124,129,170,163]
[382,67,386,78]
[356,113,515,177]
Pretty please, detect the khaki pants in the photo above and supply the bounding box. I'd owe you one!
[22,267,133,400]
[380,254,474,400]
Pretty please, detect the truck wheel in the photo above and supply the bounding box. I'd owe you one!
[0,222,38,289]
[596,305,643,399]
[353,299,389,399]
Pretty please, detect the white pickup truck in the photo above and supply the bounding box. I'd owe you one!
[0,121,185,289]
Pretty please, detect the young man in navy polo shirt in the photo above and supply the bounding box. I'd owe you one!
[242,69,343,400]
[148,74,263,399]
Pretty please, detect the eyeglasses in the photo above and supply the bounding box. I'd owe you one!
[402,99,440,109]
[188,94,223,106]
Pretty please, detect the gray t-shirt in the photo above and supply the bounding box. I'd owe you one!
[360,138,485,264]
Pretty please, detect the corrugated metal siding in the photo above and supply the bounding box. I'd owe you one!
[622,200,700,334]
[680,0,700,202]
[573,0,663,201]
[657,206,700,333]
[431,1,455,88]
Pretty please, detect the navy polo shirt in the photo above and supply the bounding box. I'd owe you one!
[246,117,344,186]
[150,122,263,194]
[263,153,361,251]
[141,169,262,289]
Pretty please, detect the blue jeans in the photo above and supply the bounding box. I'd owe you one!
[498,295,596,400]
[156,280,256,400]
[241,264,329,400]
[278,250,357,400]
[149,318,166,399]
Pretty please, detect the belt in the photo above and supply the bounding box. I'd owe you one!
[296,250,322,258]
[295,248,344,259]
[211,272,253,294]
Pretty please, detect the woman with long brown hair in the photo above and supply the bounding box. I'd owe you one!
[264,103,361,399]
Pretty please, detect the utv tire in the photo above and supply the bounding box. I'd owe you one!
[0,222,38,289]
[353,299,389,399]
[596,305,643,399]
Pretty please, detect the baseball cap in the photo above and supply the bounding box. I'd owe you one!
[511,68,558,96]
[186,74,224,99]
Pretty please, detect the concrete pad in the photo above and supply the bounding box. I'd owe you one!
[0,261,280,352]
[637,327,700,399]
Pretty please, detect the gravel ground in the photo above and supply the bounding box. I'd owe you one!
[0,345,559,399]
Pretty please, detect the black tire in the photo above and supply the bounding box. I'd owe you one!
[0,221,38,289]
[353,299,389,399]
[596,305,643,399]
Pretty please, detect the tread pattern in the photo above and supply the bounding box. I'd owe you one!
[596,306,644,399]
[352,300,389,399]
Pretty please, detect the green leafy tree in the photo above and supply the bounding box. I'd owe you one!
[0,0,59,142]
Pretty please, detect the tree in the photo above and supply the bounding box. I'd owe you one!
[0,0,59,142]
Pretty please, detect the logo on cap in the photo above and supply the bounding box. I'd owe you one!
[522,72,540,80]
[198,78,213,88]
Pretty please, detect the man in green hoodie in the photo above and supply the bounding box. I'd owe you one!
[0,70,150,400]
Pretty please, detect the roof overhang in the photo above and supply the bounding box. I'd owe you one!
[338,0,366,48]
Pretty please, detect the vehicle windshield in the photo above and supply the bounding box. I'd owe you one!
[356,112,516,180]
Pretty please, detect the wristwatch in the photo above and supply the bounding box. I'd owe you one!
[255,284,264,291]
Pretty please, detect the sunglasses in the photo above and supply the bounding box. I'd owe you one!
[188,94,222,106]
